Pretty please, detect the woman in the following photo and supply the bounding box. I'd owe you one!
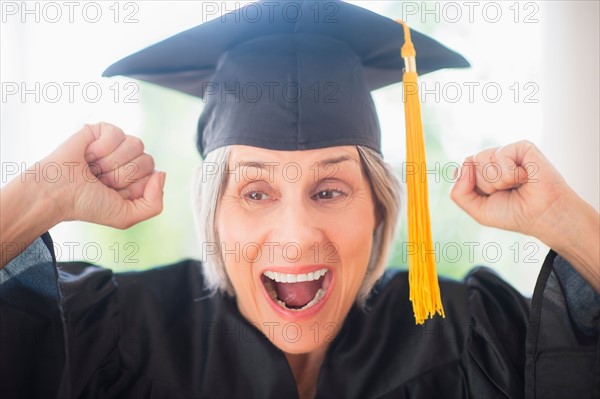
[1,1,599,398]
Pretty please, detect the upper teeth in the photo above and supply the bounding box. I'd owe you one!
[263,268,328,283]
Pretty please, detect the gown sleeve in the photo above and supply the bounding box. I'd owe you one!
[552,254,600,337]
[0,233,141,399]
[461,250,599,399]
[0,234,67,398]
[524,250,600,399]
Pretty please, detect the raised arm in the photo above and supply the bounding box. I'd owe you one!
[0,122,165,267]
[450,140,599,293]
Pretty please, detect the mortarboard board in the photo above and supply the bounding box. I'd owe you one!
[102,0,468,157]
[102,0,470,324]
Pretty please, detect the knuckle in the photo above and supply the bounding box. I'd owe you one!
[518,139,536,150]
[500,172,514,184]
[99,121,124,137]
[82,123,95,134]
[153,202,164,216]
[449,187,461,203]
[146,155,155,171]
[127,136,145,153]
[117,220,134,230]
[450,193,459,204]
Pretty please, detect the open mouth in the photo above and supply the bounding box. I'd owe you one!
[261,268,333,312]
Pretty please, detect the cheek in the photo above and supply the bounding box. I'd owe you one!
[224,264,255,309]
[217,202,265,260]
[216,203,265,316]
[339,226,373,291]
[220,239,261,321]
[216,202,245,244]
[326,201,376,295]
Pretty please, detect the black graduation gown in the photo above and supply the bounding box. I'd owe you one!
[1,233,598,399]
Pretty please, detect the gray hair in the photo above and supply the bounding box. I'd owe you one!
[193,145,401,305]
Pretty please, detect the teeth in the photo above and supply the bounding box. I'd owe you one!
[265,279,277,300]
[274,288,327,312]
[263,268,328,284]
[262,269,330,312]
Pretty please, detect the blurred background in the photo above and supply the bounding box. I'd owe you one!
[2,1,598,295]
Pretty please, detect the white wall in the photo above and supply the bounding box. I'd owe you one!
[541,1,600,211]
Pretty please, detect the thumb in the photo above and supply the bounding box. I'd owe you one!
[144,171,166,212]
[450,157,484,214]
[121,171,166,228]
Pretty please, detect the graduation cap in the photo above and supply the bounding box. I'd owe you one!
[103,0,469,324]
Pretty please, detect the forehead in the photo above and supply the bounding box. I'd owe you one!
[228,145,361,165]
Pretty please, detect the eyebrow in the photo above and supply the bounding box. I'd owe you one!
[317,155,356,168]
[235,161,270,170]
[234,155,356,170]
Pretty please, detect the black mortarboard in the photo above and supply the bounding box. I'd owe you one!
[102,0,468,158]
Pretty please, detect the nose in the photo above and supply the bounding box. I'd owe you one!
[266,198,328,265]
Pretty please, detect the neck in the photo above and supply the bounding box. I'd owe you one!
[284,346,328,399]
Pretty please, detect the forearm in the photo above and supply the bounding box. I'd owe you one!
[0,163,65,268]
[540,192,600,293]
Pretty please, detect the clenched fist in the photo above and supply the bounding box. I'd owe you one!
[49,122,165,228]
[1,122,165,267]
[450,140,570,239]
[450,140,599,291]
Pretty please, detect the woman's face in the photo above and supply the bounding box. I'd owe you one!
[216,145,377,354]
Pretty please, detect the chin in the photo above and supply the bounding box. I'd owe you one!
[253,265,358,353]
[271,331,330,355]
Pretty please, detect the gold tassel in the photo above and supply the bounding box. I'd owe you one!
[397,20,445,325]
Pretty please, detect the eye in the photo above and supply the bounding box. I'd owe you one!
[244,191,271,201]
[312,188,346,201]
[240,180,276,202]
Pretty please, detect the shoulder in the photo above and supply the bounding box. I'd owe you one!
[115,259,218,318]
[57,258,219,331]
[115,259,207,296]
[322,267,530,396]
[366,266,528,318]
[59,259,209,296]
[364,267,530,345]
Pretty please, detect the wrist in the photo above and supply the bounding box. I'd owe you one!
[37,155,79,224]
[1,161,67,262]
[1,186,43,267]
[541,191,600,292]
[540,191,593,248]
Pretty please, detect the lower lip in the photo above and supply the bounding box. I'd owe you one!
[260,271,334,321]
